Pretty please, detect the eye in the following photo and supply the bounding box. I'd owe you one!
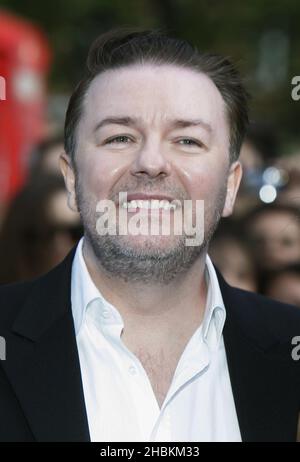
[177,138,202,147]
[105,135,132,144]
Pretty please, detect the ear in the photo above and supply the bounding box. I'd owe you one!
[59,152,79,212]
[222,161,243,217]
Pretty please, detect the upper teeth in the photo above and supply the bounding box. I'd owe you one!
[122,200,177,210]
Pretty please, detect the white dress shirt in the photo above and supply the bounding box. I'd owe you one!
[71,237,241,442]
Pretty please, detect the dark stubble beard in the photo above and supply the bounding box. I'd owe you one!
[75,177,227,285]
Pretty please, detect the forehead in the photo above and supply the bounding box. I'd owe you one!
[82,64,228,132]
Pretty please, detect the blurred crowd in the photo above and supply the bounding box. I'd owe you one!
[210,122,300,307]
[0,136,83,283]
[0,122,299,308]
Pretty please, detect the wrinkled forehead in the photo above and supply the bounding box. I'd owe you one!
[80,64,229,136]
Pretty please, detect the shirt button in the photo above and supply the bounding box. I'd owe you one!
[101,309,110,319]
[128,365,137,375]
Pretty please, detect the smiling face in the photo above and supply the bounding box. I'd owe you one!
[61,64,242,283]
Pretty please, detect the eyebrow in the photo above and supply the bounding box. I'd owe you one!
[93,116,212,133]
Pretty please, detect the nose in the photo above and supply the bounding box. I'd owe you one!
[130,139,172,179]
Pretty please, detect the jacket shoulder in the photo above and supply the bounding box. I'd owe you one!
[0,280,35,328]
[0,246,76,333]
[225,284,300,347]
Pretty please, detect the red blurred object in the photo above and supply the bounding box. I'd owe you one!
[0,10,51,204]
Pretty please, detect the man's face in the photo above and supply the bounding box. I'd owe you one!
[61,64,242,283]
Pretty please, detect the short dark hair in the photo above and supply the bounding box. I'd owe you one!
[64,27,249,164]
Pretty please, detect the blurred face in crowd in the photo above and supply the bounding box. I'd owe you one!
[61,64,242,283]
[276,152,300,208]
[265,272,300,308]
[43,143,64,175]
[248,210,300,270]
[210,237,257,292]
[46,190,82,268]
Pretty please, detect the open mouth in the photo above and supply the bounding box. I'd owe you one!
[121,199,177,212]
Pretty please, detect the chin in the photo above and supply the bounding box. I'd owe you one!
[117,234,184,253]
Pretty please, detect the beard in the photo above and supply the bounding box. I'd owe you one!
[75,175,226,285]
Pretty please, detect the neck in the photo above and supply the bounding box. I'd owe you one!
[82,238,208,348]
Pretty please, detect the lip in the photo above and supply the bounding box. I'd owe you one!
[117,193,177,206]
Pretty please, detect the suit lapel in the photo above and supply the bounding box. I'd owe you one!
[218,271,297,442]
[2,247,90,442]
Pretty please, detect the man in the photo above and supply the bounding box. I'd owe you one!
[0,28,299,442]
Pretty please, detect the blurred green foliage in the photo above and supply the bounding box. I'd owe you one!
[1,0,300,149]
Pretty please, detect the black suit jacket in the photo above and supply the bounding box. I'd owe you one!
[0,246,299,442]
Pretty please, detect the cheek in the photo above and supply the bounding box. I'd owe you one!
[175,157,226,201]
[78,153,128,200]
